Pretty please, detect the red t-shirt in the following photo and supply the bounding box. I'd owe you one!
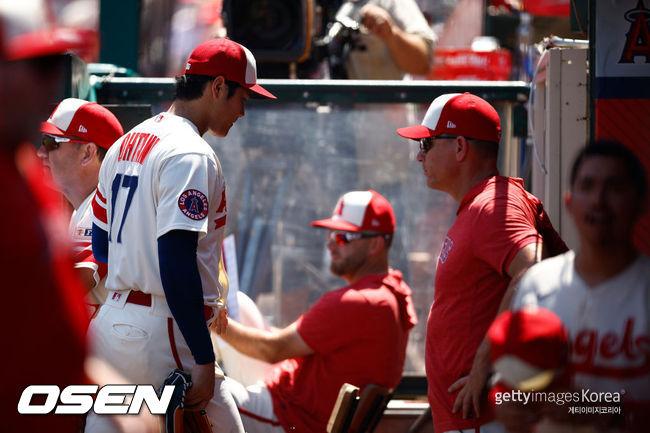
[266,270,417,432]
[425,176,545,432]
[1,145,89,432]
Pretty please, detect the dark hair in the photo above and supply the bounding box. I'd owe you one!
[570,139,647,199]
[174,75,241,101]
[469,138,499,159]
[96,145,108,162]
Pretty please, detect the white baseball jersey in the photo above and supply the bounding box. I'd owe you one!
[513,251,650,401]
[70,191,108,308]
[92,112,227,306]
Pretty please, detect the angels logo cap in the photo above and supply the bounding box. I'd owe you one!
[488,306,569,391]
[185,38,276,100]
[41,98,124,149]
[311,190,395,235]
[396,92,501,143]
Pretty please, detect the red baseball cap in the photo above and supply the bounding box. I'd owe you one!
[311,190,395,235]
[41,99,124,149]
[0,0,94,61]
[396,92,501,143]
[185,38,276,100]
[488,307,568,391]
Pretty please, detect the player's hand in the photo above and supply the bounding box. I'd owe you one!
[360,4,395,41]
[213,307,228,335]
[449,358,491,419]
[184,362,215,411]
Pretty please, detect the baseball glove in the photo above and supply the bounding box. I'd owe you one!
[158,369,214,433]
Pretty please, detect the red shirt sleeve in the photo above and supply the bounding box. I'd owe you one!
[470,190,541,276]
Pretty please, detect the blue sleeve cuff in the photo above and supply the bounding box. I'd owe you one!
[91,223,109,264]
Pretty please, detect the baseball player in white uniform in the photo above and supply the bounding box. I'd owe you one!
[87,39,276,432]
[507,140,650,432]
[38,98,124,316]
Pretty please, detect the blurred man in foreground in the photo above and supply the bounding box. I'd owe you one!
[506,140,650,432]
[0,0,95,430]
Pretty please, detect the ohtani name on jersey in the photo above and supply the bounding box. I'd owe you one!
[117,132,160,164]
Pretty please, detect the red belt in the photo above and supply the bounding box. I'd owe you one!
[126,291,214,321]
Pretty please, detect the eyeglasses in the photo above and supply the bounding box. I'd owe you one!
[327,230,390,245]
[41,134,88,152]
[419,135,457,154]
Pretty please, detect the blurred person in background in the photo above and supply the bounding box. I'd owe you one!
[339,0,436,79]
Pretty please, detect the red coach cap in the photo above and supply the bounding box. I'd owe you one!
[396,92,501,143]
[185,38,276,100]
[488,307,568,391]
[42,99,124,149]
[0,0,94,61]
[311,190,395,235]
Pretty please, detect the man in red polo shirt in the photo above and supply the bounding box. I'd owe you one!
[397,93,566,433]
[0,1,91,431]
[220,190,418,432]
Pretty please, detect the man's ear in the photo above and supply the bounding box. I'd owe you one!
[81,142,97,166]
[455,136,470,162]
[368,236,385,256]
[211,76,226,99]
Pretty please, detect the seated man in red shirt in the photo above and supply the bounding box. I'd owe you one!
[220,189,417,433]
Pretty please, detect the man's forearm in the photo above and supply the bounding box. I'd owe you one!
[221,319,282,364]
[386,29,431,75]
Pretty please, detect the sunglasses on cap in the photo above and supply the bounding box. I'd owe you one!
[41,134,88,152]
[419,135,457,154]
[327,230,390,246]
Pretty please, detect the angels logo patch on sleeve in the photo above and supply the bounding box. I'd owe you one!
[178,189,209,220]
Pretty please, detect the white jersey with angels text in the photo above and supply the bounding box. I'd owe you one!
[92,112,227,305]
[513,251,650,402]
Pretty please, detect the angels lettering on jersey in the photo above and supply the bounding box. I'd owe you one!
[572,318,650,377]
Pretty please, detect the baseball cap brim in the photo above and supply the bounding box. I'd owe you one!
[396,125,435,140]
[41,121,66,136]
[493,356,556,391]
[246,83,277,100]
[311,217,361,232]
